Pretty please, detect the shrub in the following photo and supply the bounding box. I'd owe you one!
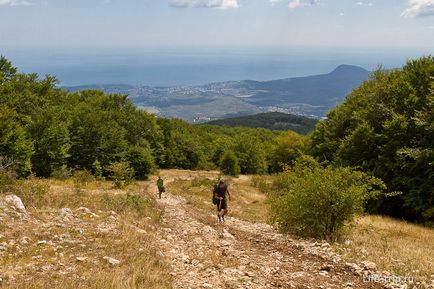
[72,169,95,191]
[251,175,269,194]
[268,157,385,240]
[0,156,17,194]
[0,170,16,194]
[196,156,217,171]
[51,165,72,180]
[107,161,135,188]
[219,150,241,176]
[13,177,49,208]
[92,160,105,181]
[190,177,215,188]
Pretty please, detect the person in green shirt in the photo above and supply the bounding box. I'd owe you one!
[157,176,165,199]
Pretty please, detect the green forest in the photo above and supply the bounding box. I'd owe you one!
[1,55,433,227]
[205,112,318,134]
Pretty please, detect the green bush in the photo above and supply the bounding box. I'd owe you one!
[269,157,385,240]
[219,150,241,176]
[107,161,135,188]
[92,160,105,181]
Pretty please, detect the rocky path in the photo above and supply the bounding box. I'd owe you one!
[148,176,383,289]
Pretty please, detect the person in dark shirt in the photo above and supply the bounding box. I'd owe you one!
[213,179,231,222]
[157,176,165,199]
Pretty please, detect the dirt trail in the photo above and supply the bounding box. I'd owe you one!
[145,172,383,289]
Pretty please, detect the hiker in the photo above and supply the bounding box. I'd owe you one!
[157,176,165,199]
[213,179,231,222]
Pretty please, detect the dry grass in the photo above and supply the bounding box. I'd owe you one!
[6,171,431,287]
[166,174,268,222]
[0,179,172,289]
[336,215,434,282]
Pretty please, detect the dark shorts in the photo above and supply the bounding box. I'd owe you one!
[216,199,227,210]
[158,187,165,193]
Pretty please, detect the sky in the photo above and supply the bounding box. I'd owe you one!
[0,0,433,48]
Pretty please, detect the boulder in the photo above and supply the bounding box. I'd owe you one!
[103,256,120,265]
[4,195,26,213]
[362,261,377,271]
[59,208,73,219]
[77,207,99,217]
[76,256,88,262]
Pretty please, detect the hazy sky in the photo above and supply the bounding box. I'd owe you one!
[1,0,433,48]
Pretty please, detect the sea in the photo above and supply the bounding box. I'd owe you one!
[1,46,431,86]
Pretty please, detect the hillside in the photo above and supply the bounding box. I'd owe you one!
[64,64,370,121]
[243,65,370,107]
[0,171,385,288]
[205,112,318,135]
[2,55,434,289]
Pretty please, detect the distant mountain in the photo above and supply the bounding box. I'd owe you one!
[63,65,370,122]
[205,112,318,135]
[232,64,370,108]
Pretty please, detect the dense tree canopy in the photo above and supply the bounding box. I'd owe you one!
[0,56,299,179]
[310,56,434,224]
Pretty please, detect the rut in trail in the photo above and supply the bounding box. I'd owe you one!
[147,174,382,289]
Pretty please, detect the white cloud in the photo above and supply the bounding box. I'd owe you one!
[288,0,301,8]
[288,0,317,9]
[401,0,434,17]
[168,0,238,9]
[355,1,373,6]
[0,0,32,5]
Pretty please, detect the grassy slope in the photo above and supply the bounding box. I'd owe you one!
[166,173,434,283]
[3,171,433,286]
[0,179,171,289]
[336,215,434,280]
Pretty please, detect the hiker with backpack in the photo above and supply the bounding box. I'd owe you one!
[213,179,231,222]
[157,176,165,199]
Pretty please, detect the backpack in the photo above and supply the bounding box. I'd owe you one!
[212,185,218,205]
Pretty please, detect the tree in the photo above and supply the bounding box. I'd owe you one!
[309,56,434,224]
[234,134,268,174]
[30,111,71,177]
[126,144,155,180]
[0,56,17,83]
[0,107,34,175]
[219,150,241,176]
[270,131,306,172]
